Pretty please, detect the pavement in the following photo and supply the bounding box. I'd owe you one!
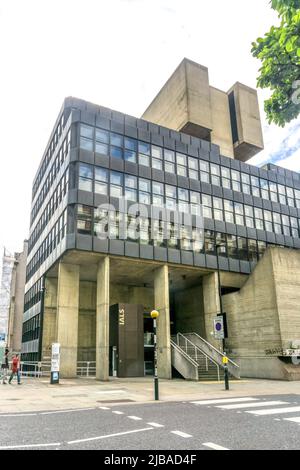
[1,393,300,450]
[0,375,300,413]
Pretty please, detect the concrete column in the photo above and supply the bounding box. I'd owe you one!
[203,272,221,349]
[154,265,172,379]
[56,263,80,378]
[96,257,110,381]
[42,277,58,361]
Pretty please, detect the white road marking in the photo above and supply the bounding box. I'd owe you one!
[0,413,37,417]
[171,431,192,438]
[203,442,229,450]
[96,390,126,394]
[41,408,94,415]
[284,417,300,424]
[0,442,61,450]
[99,406,110,410]
[128,416,143,421]
[247,406,300,416]
[216,401,288,410]
[191,397,258,405]
[112,411,124,415]
[147,422,164,428]
[68,427,154,445]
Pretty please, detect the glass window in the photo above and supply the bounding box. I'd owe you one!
[235,214,244,226]
[203,206,212,218]
[152,146,162,159]
[153,194,164,207]
[79,164,93,179]
[225,211,234,223]
[166,198,176,210]
[124,150,136,163]
[164,149,175,162]
[222,178,231,189]
[139,178,151,193]
[188,158,198,170]
[211,175,220,186]
[224,200,234,212]
[80,125,94,139]
[244,205,253,218]
[214,209,224,221]
[202,194,212,207]
[166,185,176,199]
[95,142,108,155]
[95,167,108,182]
[264,210,272,222]
[254,208,263,220]
[269,182,277,193]
[237,237,248,260]
[287,187,294,198]
[211,164,220,176]
[139,191,150,204]
[221,167,230,179]
[79,178,92,192]
[261,189,269,200]
[232,170,240,182]
[265,221,273,232]
[80,137,93,151]
[153,182,164,195]
[248,239,258,261]
[95,129,109,143]
[95,181,108,195]
[241,173,250,184]
[245,217,254,228]
[227,235,238,258]
[258,241,267,258]
[260,179,268,189]
[177,165,187,177]
[139,154,150,167]
[110,185,123,198]
[189,169,199,180]
[110,146,123,159]
[110,133,123,147]
[165,162,175,173]
[125,174,137,189]
[125,137,137,151]
[273,212,281,225]
[77,205,92,235]
[255,219,264,230]
[200,172,210,183]
[213,198,223,210]
[190,192,200,204]
[251,176,259,187]
[152,158,163,170]
[234,203,244,215]
[243,184,251,195]
[232,181,241,192]
[200,161,209,172]
[176,153,186,166]
[178,188,189,201]
[204,230,216,255]
[270,192,278,202]
[111,171,123,186]
[138,141,150,155]
[279,194,287,205]
[252,186,260,197]
[125,188,137,201]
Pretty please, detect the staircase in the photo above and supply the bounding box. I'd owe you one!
[171,333,240,382]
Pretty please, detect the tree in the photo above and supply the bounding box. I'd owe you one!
[251,0,300,126]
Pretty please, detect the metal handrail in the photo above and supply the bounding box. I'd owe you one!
[184,332,240,369]
[176,333,221,376]
[170,340,199,368]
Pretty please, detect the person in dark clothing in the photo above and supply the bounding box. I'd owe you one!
[1,348,9,384]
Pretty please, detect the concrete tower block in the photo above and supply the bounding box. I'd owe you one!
[96,256,110,381]
[56,263,80,378]
[154,265,172,379]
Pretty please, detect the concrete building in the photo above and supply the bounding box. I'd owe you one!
[0,249,16,342]
[7,241,28,352]
[21,59,300,380]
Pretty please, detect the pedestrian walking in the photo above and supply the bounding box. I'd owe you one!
[8,354,21,385]
[1,348,9,384]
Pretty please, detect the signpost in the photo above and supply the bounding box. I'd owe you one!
[50,343,60,384]
[213,316,225,341]
[150,310,159,401]
[222,354,230,391]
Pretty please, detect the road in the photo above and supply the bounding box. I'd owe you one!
[0,394,300,451]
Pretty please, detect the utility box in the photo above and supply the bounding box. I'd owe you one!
[109,303,144,378]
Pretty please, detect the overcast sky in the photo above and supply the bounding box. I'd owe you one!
[0,0,299,258]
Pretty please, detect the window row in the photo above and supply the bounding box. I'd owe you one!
[33,114,65,198]
[26,210,67,282]
[29,171,69,254]
[22,314,40,344]
[31,130,71,224]
[76,205,272,262]
[24,278,43,313]
[79,125,300,208]
[78,164,300,238]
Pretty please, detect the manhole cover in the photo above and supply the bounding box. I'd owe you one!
[97,399,135,404]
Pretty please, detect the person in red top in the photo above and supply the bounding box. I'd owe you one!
[8,354,21,385]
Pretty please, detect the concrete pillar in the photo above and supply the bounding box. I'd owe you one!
[42,277,58,361]
[154,265,172,379]
[203,272,221,349]
[56,263,80,378]
[96,257,110,381]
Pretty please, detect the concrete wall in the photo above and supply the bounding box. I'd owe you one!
[42,277,58,360]
[210,87,234,158]
[78,281,96,362]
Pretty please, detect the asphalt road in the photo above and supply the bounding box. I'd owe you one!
[0,394,300,451]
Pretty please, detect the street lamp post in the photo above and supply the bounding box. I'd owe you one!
[216,243,225,352]
[150,310,159,401]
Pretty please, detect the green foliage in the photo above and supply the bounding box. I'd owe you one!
[252,0,300,126]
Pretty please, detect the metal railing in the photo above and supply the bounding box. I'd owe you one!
[170,340,199,380]
[183,332,240,378]
[175,333,221,381]
[77,361,96,377]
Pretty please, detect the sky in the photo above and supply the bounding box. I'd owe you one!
[0,0,299,258]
